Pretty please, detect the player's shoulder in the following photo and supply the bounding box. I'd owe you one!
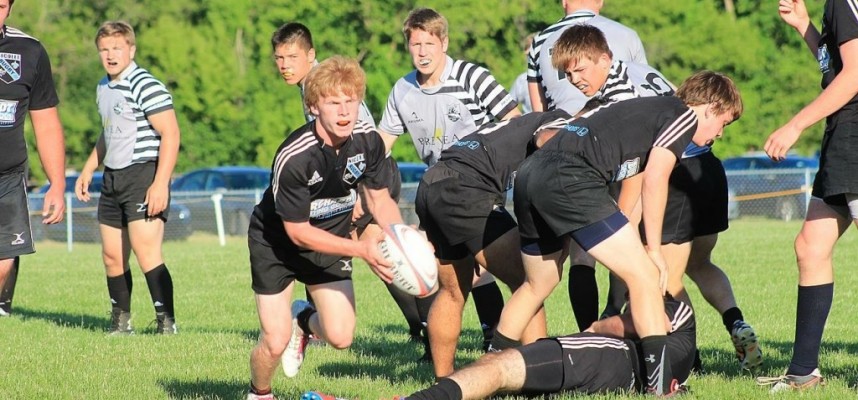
[589,15,641,36]
[277,123,320,160]
[3,26,40,44]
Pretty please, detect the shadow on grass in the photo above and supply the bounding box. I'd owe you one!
[159,378,247,400]
[698,339,858,381]
[13,306,106,332]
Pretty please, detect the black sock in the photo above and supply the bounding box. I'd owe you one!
[568,264,598,331]
[640,335,673,395]
[721,307,744,333]
[602,272,627,317]
[408,377,463,400]
[144,264,174,317]
[788,283,833,376]
[0,256,19,313]
[385,281,424,337]
[107,270,133,312]
[488,330,520,352]
[472,282,504,341]
[296,305,317,335]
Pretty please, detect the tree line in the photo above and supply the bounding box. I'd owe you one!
[14,0,824,182]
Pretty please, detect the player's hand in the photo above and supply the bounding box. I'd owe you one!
[778,0,810,31]
[764,123,802,162]
[42,185,65,224]
[361,231,393,283]
[144,182,169,217]
[646,248,669,294]
[74,172,93,202]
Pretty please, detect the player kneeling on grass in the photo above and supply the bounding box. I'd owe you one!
[304,296,695,400]
[246,56,406,400]
[491,71,742,396]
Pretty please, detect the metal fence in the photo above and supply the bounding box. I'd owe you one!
[27,168,817,250]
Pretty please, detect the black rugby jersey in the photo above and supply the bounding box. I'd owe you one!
[629,299,696,391]
[820,0,858,124]
[437,109,573,194]
[541,96,697,183]
[248,120,391,266]
[0,26,59,173]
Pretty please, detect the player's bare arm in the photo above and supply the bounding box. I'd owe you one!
[145,109,181,217]
[76,136,106,203]
[527,81,546,112]
[30,107,66,224]
[284,220,392,276]
[766,39,858,161]
[642,147,677,293]
[376,129,399,154]
[616,174,643,223]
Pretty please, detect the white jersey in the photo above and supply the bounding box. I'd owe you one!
[510,72,532,114]
[528,10,647,114]
[380,55,517,166]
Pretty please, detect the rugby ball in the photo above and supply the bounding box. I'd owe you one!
[378,224,438,297]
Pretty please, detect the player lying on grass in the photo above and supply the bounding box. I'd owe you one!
[305,296,695,400]
[246,56,406,400]
[491,71,742,396]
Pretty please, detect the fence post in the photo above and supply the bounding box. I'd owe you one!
[211,193,226,246]
[65,192,73,252]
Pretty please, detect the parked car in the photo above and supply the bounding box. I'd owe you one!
[170,166,270,235]
[722,153,818,221]
[31,173,193,242]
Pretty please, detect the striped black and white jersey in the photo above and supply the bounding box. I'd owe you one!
[528,10,647,114]
[96,62,173,169]
[0,25,59,173]
[541,96,697,183]
[821,0,858,124]
[248,120,391,266]
[299,60,376,127]
[379,55,518,166]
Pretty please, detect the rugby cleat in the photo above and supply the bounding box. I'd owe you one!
[756,368,825,393]
[282,300,312,377]
[730,320,762,371]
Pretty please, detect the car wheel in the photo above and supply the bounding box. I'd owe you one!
[229,211,250,236]
[774,198,800,222]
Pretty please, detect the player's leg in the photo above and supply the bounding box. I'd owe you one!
[428,255,475,378]
[409,348,528,400]
[662,242,692,304]
[250,283,295,395]
[128,217,176,333]
[305,279,357,349]
[99,223,133,334]
[470,267,504,351]
[0,170,37,316]
[601,272,627,319]
[0,258,14,316]
[566,242,599,331]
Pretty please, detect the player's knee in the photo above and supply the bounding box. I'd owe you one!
[794,233,831,264]
[259,332,290,358]
[325,331,354,349]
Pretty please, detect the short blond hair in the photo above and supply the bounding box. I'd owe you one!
[402,8,448,42]
[551,25,612,71]
[303,56,366,109]
[676,71,744,122]
[95,21,136,47]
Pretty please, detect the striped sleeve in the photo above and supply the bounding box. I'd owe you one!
[460,62,517,119]
[129,69,174,116]
[832,0,858,44]
[272,131,317,222]
[653,108,697,158]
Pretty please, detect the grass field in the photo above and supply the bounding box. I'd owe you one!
[1,219,857,399]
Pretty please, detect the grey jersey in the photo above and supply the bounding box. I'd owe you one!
[528,10,647,114]
[299,60,376,127]
[510,72,532,114]
[380,55,517,166]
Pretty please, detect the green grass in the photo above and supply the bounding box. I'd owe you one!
[1,220,857,399]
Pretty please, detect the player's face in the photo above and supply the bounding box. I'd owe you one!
[692,108,734,147]
[310,90,361,145]
[97,35,136,80]
[273,43,315,86]
[0,0,11,27]
[407,29,448,82]
[564,53,611,97]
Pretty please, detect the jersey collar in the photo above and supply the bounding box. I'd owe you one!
[106,61,139,87]
[0,25,6,39]
[560,9,597,23]
[415,55,454,93]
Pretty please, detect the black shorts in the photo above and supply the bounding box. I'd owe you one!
[813,121,858,203]
[353,157,401,230]
[0,167,35,259]
[642,152,729,245]
[98,162,169,228]
[415,164,516,260]
[519,333,636,395]
[514,151,618,247]
[248,236,352,295]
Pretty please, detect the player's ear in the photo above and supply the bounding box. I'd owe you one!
[441,35,449,53]
[129,45,136,60]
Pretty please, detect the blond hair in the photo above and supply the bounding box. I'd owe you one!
[551,25,612,71]
[95,21,136,47]
[402,8,448,42]
[676,71,744,122]
[303,56,366,109]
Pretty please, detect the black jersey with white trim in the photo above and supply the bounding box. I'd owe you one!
[0,26,59,173]
[628,298,697,391]
[437,109,573,194]
[540,96,697,183]
[248,120,391,264]
[820,0,858,124]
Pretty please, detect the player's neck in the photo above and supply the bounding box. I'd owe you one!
[417,57,447,88]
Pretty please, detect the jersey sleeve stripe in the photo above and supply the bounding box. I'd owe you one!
[669,301,694,333]
[272,133,317,195]
[848,0,858,23]
[653,109,696,148]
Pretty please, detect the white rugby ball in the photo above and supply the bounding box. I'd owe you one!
[378,224,438,297]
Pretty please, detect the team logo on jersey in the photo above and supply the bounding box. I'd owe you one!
[407,111,424,124]
[0,99,19,127]
[563,124,589,137]
[307,170,323,186]
[615,158,641,181]
[0,53,21,84]
[453,140,480,150]
[818,44,831,74]
[309,190,357,219]
[113,100,124,115]
[446,105,461,122]
[343,154,366,184]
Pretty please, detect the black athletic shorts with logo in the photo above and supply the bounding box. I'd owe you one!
[99,162,169,228]
[514,151,619,247]
[813,121,858,205]
[0,166,35,259]
[353,157,401,230]
[248,236,352,295]
[518,333,637,395]
[642,151,729,244]
[415,164,517,260]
